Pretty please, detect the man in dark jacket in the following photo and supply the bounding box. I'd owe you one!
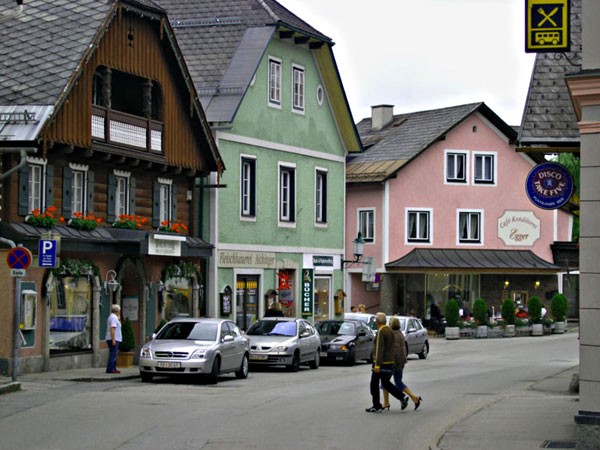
[366,312,407,412]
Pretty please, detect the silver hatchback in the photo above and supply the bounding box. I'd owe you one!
[246,317,321,371]
[139,318,250,384]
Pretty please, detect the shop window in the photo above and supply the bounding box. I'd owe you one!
[313,276,331,321]
[277,270,295,317]
[48,273,92,354]
[236,276,258,331]
[164,276,192,321]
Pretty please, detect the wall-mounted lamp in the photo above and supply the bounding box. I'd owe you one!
[504,280,510,287]
[535,280,540,288]
[342,232,365,267]
[103,270,120,295]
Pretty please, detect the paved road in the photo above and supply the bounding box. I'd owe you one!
[0,333,578,450]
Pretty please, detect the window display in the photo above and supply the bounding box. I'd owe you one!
[164,276,192,321]
[313,276,331,321]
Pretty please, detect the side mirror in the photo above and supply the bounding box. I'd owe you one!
[223,335,235,343]
[300,331,310,338]
[151,333,157,340]
[407,327,416,334]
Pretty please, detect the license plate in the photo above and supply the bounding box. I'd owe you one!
[336,356,344,361]
[320,351,328,357]
[157,361,180,369]
[250,354,268,361]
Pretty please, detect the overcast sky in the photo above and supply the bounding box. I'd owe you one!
[276,0,536,126]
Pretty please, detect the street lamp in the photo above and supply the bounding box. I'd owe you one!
[342,232,365,267]
[103,270,120,295]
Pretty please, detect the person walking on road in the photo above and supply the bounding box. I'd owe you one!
[105,304,122,374]
[366,312,407,413]
[382,316,422,411]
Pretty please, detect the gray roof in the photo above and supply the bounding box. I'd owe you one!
[386,249,559,272]
[518,0,582,145]
[0,105,54,142]
[350,102,516,166]
[159,0,331,122]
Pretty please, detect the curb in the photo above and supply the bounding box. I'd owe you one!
[0,382,21,396]
[66,374,140,382]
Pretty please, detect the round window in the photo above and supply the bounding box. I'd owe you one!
[316,85,324,106]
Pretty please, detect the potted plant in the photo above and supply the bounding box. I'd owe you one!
[550,293,567,334]
[501,298,516,337]
[113,214,148,229]
[117,318,136,368]
[528,296,543,336]
[25,206,64,228]
[444,298,460,340]
[473,297,488,338]
[68,211,102,231]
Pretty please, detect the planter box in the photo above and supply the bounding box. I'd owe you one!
[504,324,515,337]
[445,327,460,340]
[553,321,565,334]
[476,325,488,338]
[531,323,543,336]
[516,326,531,337]
[116,351,134,368]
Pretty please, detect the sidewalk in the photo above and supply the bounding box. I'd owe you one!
[431,365,579,450]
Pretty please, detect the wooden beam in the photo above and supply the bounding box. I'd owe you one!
[130,159,140,167]
[173,166,182,175]
[102,153,112,162]
[294,36,309,45]
[515,146,580,153]
[279,30,293,39]
[83,148,94,158]
[115,155,126,165]
[187,168,196,177]
[160,164,168,173]
[309,41,324,49]
[144,161,152,169]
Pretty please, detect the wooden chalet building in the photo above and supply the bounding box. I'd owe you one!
[0,0,223,374]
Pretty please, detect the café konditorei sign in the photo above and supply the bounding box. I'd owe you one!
[497,210,541,246]
[525,0,570,53]
[301,269,313,317]
[526,162,573,210]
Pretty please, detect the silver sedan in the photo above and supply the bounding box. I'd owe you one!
[139,318,249,384]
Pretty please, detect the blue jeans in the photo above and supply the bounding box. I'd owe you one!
[106,340,119,373]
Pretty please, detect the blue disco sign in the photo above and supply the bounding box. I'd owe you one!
[526,162,573,210]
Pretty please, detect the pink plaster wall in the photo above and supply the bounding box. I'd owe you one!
[346,112,572,267]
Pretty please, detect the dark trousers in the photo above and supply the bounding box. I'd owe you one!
[370,363,405,408]
[106,340,118,373]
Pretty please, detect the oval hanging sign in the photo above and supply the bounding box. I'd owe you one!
[525,162,574,210]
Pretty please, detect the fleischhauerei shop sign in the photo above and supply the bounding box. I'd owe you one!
[217,250,276,268]
[525,162,573,210]
[497,210,541,246]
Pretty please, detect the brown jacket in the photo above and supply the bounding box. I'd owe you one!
[392,328,407,370]
[373,325,395,368]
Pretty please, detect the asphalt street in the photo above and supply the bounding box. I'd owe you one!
[0,332,579,450]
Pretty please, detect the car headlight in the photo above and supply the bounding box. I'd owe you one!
[271,346,289,353]
[140,348,151,358]
[330,344,348,351]
[191,349,206,359]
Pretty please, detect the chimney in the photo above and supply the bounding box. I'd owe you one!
[371,105,394,131]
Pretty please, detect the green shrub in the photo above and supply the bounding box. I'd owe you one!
[515,318,529,327]
[528,296,542,324]
[550,293,567,321]
[445,299,460,327]
[473,297,487,325]
[501,298,516,325]
[119,318,136,352]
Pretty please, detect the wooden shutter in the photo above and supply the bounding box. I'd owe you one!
[171,184,177,222]
[107,173,116,223]
[62,167,73,219]
[18,164,29,216]
[152,181,160,227]
[128,177,136,217]
[87,171,94,214]
[45,164,54,208]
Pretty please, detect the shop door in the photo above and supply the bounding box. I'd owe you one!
[314,276,331,321]
[236,276,258,331]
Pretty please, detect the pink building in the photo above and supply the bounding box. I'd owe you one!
[345,103,573,329]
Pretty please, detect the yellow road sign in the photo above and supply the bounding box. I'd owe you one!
[526,0,570,53]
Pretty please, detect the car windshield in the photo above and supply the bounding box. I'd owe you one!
[247,320,297,337]
[317,321,355,336]
[156,322,218,341]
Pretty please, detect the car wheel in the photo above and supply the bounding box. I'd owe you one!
[207,356,220,384]
[288,352,300,372]
[309,351,320,369]
[418,341,429,360]
[347,347,356,366]
[140,372,153,383]
[235,353,249,379]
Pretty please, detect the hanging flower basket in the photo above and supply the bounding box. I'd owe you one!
[158,219,188,234]
[25,206,64,228]
[68,212,102,231]
[112,214,148,229]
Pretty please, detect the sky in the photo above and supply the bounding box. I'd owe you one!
[276,0,537,126]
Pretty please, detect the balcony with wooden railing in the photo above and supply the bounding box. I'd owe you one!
[91,105,163,153]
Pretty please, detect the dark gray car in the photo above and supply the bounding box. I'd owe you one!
[316,319,373,365]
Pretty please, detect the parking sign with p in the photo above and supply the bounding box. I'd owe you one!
[38,240,57,268]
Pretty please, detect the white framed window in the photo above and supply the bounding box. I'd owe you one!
[292,64,305,113]
[406,208,432,244]
[268,56,282,108]
[241,155,256,219]
[457,209,484,245]
[315,168,327,225]
[114,170,131,217]
[69,163,89,215]
[445,150,469,184]
[158,178,172,223]
[473,152,497,185]
[278,162,296,226]
[358,208,375,243]
[28,163,44,213]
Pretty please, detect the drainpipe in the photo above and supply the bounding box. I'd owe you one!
[0,148,35,181]
[0,0,24,24]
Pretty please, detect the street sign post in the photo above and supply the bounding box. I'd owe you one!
[7,247,32,270]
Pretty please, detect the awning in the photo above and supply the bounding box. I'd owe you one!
[385,248,560,273]
[0,222,213,257]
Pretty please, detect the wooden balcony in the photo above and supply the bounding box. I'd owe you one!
[91,105,163,153]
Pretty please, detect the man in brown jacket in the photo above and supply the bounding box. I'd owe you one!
[366,312,407,413]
